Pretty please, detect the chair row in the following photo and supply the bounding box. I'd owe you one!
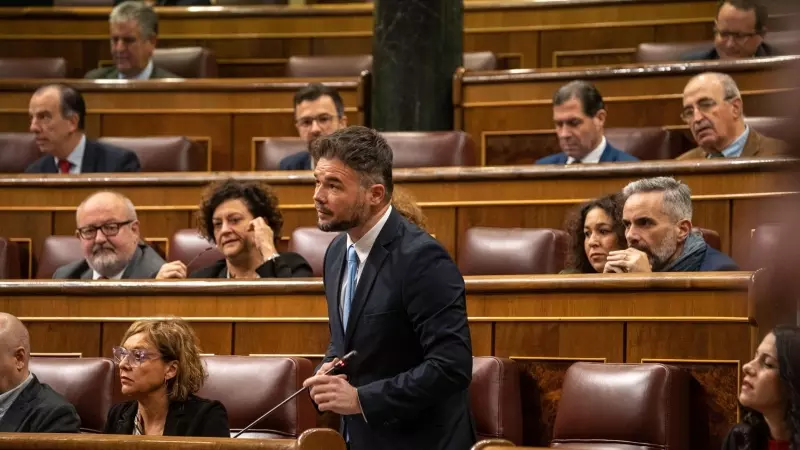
[9,226,725,280]
[3,116,790,173]
[0,51,498,79]
[29,355,523,444]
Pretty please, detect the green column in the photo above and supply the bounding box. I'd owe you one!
[370,0,463,131]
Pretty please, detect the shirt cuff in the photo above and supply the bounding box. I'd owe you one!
[355,387,368,423]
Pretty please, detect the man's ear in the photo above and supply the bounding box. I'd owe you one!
[676,219,693,243]
[130,220,140,237]
[13,347,26,371]
[594,109,607,126]
[339,115,348,128]
[730,97,744,120]
[368,184,386,206]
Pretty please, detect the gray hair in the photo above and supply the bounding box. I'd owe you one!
[622,176,693,222]
[110,1,158,40]
[76,191,138,223]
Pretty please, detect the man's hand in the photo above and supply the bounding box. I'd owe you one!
[604,248,652,273]
[248,217,278,263]
[155,261,187,279]
[303,374,361,415]
[316,358,339,376]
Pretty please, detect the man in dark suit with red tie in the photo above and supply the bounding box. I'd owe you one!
[302,126,475,450]
[24,85,140,174]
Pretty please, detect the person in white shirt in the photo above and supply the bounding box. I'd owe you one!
[536,80,639,165]
[52,191,165,280]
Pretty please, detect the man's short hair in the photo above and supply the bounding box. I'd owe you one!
[552,80,606,117]
[623,176,693,222]
[311,126,393,202]
[293,83,345,118]
[717,0,768,34]
[34,84,86,130]
[110,1,159,39]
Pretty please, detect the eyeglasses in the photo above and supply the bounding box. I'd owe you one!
[295,114,335,129]
[75,220,134,240]
[714,27,760,43]
[112,346,161,367]
[679,95,737,123]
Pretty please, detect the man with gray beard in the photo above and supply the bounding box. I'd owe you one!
[53,191,165,279]
[604,176,739,273]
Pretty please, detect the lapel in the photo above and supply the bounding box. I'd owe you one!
[598,143,617,162]
[0,376,38,432]
[325,236,347,341]
[304,153,313,170]
[41,157,58,174]
[121,244,145,279]
[741,129,762,157]
[80,264,93,280]
[344,209,402,346]
[164,399,188,436]
[81,140,98,173]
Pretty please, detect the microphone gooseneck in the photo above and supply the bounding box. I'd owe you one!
[232,351,358,438]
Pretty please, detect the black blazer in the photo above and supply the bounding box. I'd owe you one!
[279,151,312,171]
[0,375,81,433]
[104,395,229,437]
[318,208,475,450]
[24,139,141,174]
[682,42,777,61]
[188,252,313,278]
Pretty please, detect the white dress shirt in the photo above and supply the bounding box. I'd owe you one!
[53,134,86,174]
[567,136,607,164]
[118,59,154,80]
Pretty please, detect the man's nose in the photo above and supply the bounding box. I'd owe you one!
[310,120,322,134]
[29,119,39,133]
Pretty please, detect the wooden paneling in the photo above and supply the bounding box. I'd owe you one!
[459,57,798,165]
[0,161,793,272]
[0,80,364,172]
[0,1,732,74]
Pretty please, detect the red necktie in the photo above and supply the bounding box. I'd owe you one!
[58,160,72,174]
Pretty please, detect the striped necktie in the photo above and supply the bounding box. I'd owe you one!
[342,244,359,331]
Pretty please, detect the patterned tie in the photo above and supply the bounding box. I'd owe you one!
[342,244,359,331]
[58,159,72,174]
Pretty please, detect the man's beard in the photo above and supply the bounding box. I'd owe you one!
[87,244,129,277]
[317,197,367,233]
[630,228,679,272]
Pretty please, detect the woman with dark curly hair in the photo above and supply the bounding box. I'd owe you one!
[104,318,229,437]
[561,193,626,273]
[723,325,800,450]
[156,179,312,279]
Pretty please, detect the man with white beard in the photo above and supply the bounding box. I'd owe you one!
[603,177,739,273]
[53,191,164,279]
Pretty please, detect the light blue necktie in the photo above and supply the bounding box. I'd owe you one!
[342,244,359,331]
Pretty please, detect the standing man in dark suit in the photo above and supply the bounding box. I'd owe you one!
[302,126,475,449]
[85,1,179,80]
[0,313,80,433]
[682,0,776,61]
[25,85,140,174]
[536,81,639,164]
[279,83,348,171]
[53,191,165,280]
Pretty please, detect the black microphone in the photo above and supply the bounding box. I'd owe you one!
[232,351,358,438]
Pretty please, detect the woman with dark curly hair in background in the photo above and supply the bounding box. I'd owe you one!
[156,179,312,279]
[723,325,800,450]
[561,193,626,273]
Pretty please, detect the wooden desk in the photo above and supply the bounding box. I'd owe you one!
[0,1,755,76]
[0,78,366,171]
[456,56,800,165]
[0,159,794,276]
[0,429,345,449]
[0,272,754,447]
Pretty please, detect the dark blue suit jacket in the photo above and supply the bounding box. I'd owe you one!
[319,208,475,450]
[536,142,639,164]
[681,43,776,61]
[279,151,312,171]
[24,139,140,174]
[699,247,739,272]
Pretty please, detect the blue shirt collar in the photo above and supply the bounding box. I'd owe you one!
[54,134,86,174]
[720,126,750,158]
[118,59,154,80]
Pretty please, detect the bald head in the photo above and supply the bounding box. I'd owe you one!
[0,313,30,357]
[76,191,137,223]
[682,72,746,154]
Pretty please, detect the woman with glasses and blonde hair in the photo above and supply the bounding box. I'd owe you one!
[104,318,229,437]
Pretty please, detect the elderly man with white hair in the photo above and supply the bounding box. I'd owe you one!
[604,177,739,273]
[677,72,786,159]
[0,313,80,433]
[53,191,165,280]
